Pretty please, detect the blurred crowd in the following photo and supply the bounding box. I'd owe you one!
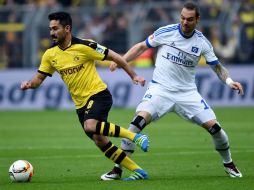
[0,0,253,69]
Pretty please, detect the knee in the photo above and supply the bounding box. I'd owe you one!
[202,120,222,135]
[83,119,97,133]
[137,111,152,124]
[207,123,222,135]
[130,113,150,131]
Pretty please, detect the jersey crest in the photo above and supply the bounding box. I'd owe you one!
[191,46,199,53]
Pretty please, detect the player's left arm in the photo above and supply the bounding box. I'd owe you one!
[20,72,47,90]
[210,63,244,95]
[106,49,146,86]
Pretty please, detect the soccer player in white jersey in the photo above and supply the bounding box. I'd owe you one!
[101,1,244,180]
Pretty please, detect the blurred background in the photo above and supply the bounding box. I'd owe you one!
[0,0,253,110]
[0,0,253,69]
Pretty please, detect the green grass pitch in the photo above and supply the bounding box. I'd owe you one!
[0,107,253,190]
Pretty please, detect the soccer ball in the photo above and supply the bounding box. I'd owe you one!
[9,160,34,182]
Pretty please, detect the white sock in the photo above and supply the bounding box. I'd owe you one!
[114,124,141,169]
[212,128,232,163]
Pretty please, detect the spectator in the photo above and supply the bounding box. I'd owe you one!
[4,31,23,68]
[237,0,254,63]
[103,14,128,53]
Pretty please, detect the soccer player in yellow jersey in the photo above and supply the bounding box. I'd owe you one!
[20,12,148,180]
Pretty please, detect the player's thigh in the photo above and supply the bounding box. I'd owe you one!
[175,90,216,125]
[76,89,113,127]
[136,83,174,121]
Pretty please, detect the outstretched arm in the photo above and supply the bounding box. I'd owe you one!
[106,49,146,86]
[20,72,47,90]
[109,41,149,71]
[123,41,149,62]
[210,63,244,95]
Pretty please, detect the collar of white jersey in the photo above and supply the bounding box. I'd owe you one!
[178,23,195,39]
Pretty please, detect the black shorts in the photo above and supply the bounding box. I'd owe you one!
[76,89,113,128]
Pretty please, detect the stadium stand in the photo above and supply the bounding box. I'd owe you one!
[0,0,253,69]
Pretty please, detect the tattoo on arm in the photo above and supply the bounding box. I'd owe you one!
[211,63,230,83]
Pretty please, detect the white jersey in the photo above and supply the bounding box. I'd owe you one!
[146,23,219,91]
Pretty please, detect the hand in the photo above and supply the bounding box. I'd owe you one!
[228,81,244,95]
[109,62,118,72]
[20,81,31,90]
[133,76,146,87]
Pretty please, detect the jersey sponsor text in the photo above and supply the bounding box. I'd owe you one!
[59,64,84,76]
[162,52,194,67]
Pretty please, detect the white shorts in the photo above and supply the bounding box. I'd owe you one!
[136,82,216,125]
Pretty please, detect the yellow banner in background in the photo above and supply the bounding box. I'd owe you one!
[0,23,25,32]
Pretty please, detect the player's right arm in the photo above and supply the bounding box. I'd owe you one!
[21,50,53,90]
[110,25,167,71]
[110,41,149,71]
[20,72,47,90]
[123,41,149,62]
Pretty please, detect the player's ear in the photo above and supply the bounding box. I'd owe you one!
[196,16,200,24]
[65,25,71,32]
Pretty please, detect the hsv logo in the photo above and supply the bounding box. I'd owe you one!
[191,46,199,53]
[59,64,84,76]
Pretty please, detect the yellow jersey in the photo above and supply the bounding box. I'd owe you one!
[38,37,108,109]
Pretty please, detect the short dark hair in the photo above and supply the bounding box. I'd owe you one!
[48,12,72,30]
[183,1,200,18]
